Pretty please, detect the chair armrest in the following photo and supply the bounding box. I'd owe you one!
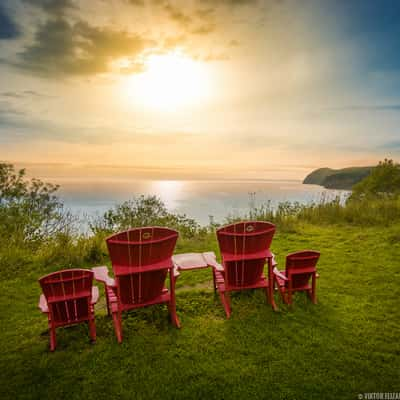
[273,267,288,281]
[38,294,49,313]
[92,266,116,287]
[270,252,278,267]
[172,263,180,278]
[91,286,99,304]
[202,251,224,272]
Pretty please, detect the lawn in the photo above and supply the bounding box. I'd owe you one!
[1,223,399,399]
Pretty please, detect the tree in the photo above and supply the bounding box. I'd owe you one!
[350,159,400,200]
[0,163,71,246]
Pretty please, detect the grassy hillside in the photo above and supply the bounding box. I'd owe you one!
[1,224,400,400]
[303,167,373,189]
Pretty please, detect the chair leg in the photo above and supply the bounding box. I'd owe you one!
[105,287,111,316]
[89,315,96,342]
[49,325,57,352]
[112,311,123,343]
[267,258,278,311]
[264,286,270,304]
[263,282,278,312]
[168,301,181,328]
[168,268,180,328]
[219,291,231,319]
[212,269,217,293]
[287,283,293,306]
[310,274,317,304]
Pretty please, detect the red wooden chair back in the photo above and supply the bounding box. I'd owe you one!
[106,227,178,305]
[39,269,94,325]
[285,250,320,289]
[217,221,276,287]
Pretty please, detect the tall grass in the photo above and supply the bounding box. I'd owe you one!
[229,194,400,231]
[2,191,400,277]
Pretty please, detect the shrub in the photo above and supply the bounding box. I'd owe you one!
[89,195,203,239]
[351,159,400,200]
[0,163,73,247]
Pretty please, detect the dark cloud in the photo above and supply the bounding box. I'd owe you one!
[164,3,193,28]
[21,0,77,16]
[15,17,151,77]
[162,2,216,35]
[125,1,217,35]
[0,3,20,39]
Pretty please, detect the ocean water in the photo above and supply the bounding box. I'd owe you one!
[54,178,349,226]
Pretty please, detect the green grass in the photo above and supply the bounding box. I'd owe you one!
[1,224,400,399]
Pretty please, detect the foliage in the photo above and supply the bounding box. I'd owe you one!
[90,195,203,239]
[351,159,400,200]
[0,163,72,247]
[225,200,301,232]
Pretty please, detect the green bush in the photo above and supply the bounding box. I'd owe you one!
[89,195,204,239]
[351,158,400,200]
[0,163,72,246]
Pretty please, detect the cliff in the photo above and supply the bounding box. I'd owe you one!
[303,167,373,190]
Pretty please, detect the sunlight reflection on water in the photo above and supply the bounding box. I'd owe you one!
[53,178,350,228]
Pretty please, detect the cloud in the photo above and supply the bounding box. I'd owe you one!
[201,0,259,6]
[14,17,151,77]
[0,3,20,39]
[163,3,193,28]
[191,23,216,35]
[380,140,400,150]
[0,90,51,98]
[0,101,26,117]
[162,2,216,35]
[21,0,77,16]
[126,0,145,5]
[326,105,400,112]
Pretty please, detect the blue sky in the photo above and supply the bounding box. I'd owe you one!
[0,0,399,179]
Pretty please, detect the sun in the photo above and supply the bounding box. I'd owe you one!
[125,51,211,111]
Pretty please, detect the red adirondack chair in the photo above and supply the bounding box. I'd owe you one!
[38,269,98,351]
[212,221,277,318]
[273,250,320,305]
[93,227,179,343]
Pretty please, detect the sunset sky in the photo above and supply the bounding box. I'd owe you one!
[1,0,400,180]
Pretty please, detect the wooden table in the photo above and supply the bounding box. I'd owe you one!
[172,251,219,291]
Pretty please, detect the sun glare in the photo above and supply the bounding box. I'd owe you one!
[125,52,211,111]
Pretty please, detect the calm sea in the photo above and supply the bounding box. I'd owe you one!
[54,178,349,226]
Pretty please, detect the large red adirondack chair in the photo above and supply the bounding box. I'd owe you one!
[93,227,179,343]
[273,250,320,305]
[212,221,277,318]
[38,269,98,351]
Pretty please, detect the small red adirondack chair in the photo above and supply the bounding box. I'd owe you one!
[273,250,320,305]
[212,221,277,318]
[93,227,179,343]
[38,269,98,351]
